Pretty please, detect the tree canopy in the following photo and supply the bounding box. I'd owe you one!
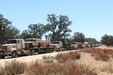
[46,14,72,42]
[72,32,85,43]
[85,37,99,44]
[0,14,19,44]
[101,34,113,46]
[20,23,47,39]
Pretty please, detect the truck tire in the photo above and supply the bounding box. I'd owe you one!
[0,52,5,59]
[11,51,18,58]
[0,55,5,59]
[28,50,35,55]
[31,50,35,55]
[28,50,32,55]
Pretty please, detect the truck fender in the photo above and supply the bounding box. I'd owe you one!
[10,48,17,52]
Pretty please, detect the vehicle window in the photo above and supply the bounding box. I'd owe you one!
[7,40,17,44]
[72,42,76,44]
[53,41,59,44]
[26,39,33,41]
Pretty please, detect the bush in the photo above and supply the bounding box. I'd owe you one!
[104,49,113,58]
[101,63,113,73]
[25,60,97,75]
[0,53,97,75]
[0,60,25,75]
[55,51,80,63]
[25,60,50,75]
[81,48,110,61]
[43,56,54,63]
[101,34,113,46]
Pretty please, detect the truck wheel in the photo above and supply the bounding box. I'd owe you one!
[0,52,5,59]
[11,51,18,58]
[28,50,32,55]
[0,55,5,59]
[28,50,35,55]
[31,50,35,55]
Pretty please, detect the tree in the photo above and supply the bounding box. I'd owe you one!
[58,15,72,39]
[72,32,85,43]
[20,30,31,39]
[101,34,113,46]
[20,23,47,39]
[0,14,19,44]
[46,14,58,41]
[85,37,99,44]
[46,14,72,42]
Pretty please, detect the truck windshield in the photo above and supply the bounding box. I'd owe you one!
[53,41,59,44]
[26,40,33,41]
[7,40,16,44]
[72,42,77,44]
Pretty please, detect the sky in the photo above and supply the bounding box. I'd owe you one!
[0,0,113,41]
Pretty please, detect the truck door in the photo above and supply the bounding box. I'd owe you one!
[16,40,21,50]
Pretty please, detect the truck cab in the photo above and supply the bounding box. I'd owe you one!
[49,41,63,51]
[0,39,25,58]
[71,42,83,49]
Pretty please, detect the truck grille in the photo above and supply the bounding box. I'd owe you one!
[2,46,7,51]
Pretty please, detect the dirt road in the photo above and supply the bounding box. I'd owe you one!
[0,50,77,66]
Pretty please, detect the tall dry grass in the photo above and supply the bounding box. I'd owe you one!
[0,50,100,75]
[25,60,97,75]
[101,63,113,73]
[55,51,80,63]
[0,60,25,75]
[80,48,110,61]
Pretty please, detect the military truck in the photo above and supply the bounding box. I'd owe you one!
[71,42,79,50]
[83,42,93,47]
[25,38,52,54]
[0,39,29,58]
[71,42,83,50]
[49,41,64,52]
[25,38,49,49]
[0,38,53,58]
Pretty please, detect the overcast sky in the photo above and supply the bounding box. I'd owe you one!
[0,0,113,41]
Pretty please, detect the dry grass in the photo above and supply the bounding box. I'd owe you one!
[104,49,113,58]
[100,62,113,73]
[0,51,97,75]
[55,51,80,63]
[80,48,110,61]
[25,60,97,75]
[2,48,113,75]
[0,60,25,75]
[43,56,55,63]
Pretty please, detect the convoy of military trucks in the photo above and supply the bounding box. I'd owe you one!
[0,38,99,59]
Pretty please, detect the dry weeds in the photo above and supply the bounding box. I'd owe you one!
[80,48,110,61]
[55,51,80,63]
[25,60,97,75]
[0,60,25,75]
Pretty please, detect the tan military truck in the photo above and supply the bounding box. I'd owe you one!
[83,42,93,47]
[25,38,51,54]
[0,38,53,58]
[25,38,49,48]
[71,42,83,50]
[71,42,79,50]
[49,41,64,52]
[0,39,30,58]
